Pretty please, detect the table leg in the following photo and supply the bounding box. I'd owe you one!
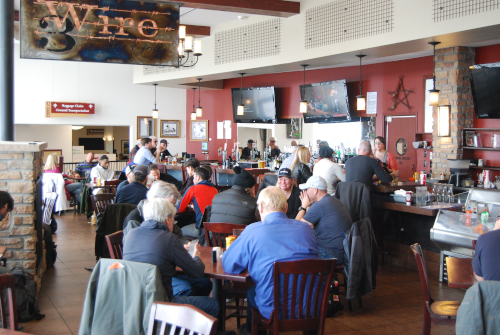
[212,278,224,331]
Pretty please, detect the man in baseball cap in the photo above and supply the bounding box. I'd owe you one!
[242,139,254,160]
[296,176,352,264]
[157,139,172,159]
[115,165,150,205]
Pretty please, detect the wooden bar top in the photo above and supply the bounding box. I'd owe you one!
[373,182,425,193]
[382,202,463,216]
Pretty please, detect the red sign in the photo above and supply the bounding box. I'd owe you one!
[45,101,95,117]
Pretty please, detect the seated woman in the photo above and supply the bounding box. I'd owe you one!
[290,146,313,185]
[276,168,301,219]
[373,136,398,173]
[44,153,83,204]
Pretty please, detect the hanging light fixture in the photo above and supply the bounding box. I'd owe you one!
[356,54,366,111]
[299,64,309,113]
[191,87,197,120]
[196,78,203,117]
[237,73,246,116]
[428,41,441,106]
[166,25,202,68]
[152,83,159,119]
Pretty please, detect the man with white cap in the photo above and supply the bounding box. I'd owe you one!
[267,137,281,158]
[296,176,352,264]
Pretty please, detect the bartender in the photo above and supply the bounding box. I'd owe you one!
[242,139,254,160]
[268,137,281,158]
[157,139,172,161]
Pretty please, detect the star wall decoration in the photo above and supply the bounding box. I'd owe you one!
[388,75,414,111]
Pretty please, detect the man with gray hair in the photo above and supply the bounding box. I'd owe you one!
[123,198,218,317]
[222,186,319,334]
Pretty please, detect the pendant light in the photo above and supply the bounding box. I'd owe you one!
[299,64,309,113]
[428,41,441,106]
[196,78,203,117]
[356,54,366,111]
[152,83,159,119]
[237,73,246,115]
[191,87,197,120]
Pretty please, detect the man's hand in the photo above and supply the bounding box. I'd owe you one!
[159,143,167,151]
[299,190,312,209]
[391,170,400,178]
[74,172,81,178]
[193,243,201,258]
[184,242,191,251]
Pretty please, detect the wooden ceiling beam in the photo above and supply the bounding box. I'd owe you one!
[165,0,299,17]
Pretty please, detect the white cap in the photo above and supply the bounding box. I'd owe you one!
[299,176,327,191]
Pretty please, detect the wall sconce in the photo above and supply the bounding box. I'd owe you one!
[437,105,450,137]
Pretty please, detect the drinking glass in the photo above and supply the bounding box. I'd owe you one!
[432,184,439,203]
[447,184,454,203]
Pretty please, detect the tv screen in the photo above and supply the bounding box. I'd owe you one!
[79,138,105,150]
[232,87,277,123]
[470,63,500,119]
[300,79,351,123]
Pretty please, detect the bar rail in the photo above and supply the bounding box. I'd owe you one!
[63,160,128,173]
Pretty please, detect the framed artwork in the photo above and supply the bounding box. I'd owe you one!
[190,120,208,141]
[286,118,302,139]
[201,142,208,150]
[465,131,476,147]
[87,128,104,135]
[121,140,130,155]
[161,120,180,138]
[137,116,157,139]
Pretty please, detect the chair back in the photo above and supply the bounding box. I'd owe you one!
[472,240,477,251]
[42,192,57,225]
[210,166,218,186]
[147,302,217,335]
[105,230,124,259]
[410,243,432,305]
[104,180,121,195]
[204,222,247,247]
[0,273,18,330]
[91,193,115,214]
[181,166,188,183]
[334,182,371,223]
[272,259,336,334]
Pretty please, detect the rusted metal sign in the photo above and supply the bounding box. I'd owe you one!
[21,0,180,66]
[45,101,95,117]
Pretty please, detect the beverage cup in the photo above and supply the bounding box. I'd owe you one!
[415,186,427,206]
[478,159,484,167]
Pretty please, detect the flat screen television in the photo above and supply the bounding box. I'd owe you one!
[300,79,351,123]
[470,63,500,119]
[232,87,277,123]
[79,138,105,150]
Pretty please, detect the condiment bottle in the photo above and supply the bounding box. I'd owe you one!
[481,210,489,224]
[465,210,472,227]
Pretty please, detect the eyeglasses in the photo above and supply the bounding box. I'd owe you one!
[375,141,383,145]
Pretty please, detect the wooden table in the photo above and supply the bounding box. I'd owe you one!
[0,328,34,334]
[446,257,475,289]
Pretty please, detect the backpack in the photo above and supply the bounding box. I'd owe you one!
[43,223,57,269]
[11,266,45,322]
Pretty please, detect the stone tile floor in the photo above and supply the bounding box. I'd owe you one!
[18,212,464,334]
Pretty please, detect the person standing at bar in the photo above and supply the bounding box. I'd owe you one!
[373,136,398,173]
[133,138,158,166]
[267,137,281,158]
[241,139,254,160]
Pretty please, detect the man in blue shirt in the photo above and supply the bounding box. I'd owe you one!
[222,186,319,334]
[74,152,96,178]
[115,165,149,205]
[133,138,158,166]
[472,225,500,281]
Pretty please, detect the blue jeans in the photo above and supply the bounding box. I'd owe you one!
[318,245,343,265]
[171,295,219,318]
[66,182,82,203]
[172,275,212,297]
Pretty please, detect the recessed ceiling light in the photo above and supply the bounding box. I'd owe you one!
[238,15,248,20]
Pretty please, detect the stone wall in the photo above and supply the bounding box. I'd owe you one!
[0,142,47,285]
[431,46,475,177]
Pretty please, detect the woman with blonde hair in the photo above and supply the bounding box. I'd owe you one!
[290,146,312,185]
[44,153,83,204]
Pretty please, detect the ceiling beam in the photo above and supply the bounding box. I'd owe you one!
[13,10,210,36]
[164,0,299,17]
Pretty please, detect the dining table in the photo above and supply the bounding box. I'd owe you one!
[445,257,475,289]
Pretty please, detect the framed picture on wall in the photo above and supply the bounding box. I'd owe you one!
[286,118,302,139]
[121,140,130,155]
[160,120,180,138]
[201,142,208,150]
[137,116,156,139]
[190,120,208,141]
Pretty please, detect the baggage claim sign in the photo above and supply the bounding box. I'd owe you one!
[20,0,180,66]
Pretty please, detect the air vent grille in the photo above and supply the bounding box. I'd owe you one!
[433,0,500,22]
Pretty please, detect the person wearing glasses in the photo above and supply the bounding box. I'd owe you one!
[267,137,281,158]
[373,136,398,173]
[149,136,159,156]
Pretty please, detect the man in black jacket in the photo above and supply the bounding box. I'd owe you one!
[115,165,149,205]
[148,164,182,191]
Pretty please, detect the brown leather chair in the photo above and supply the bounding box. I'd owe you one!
[105,230,124,259]
[0,273,18,331]
[410,243,459,335]
[204,222,246,248]
[251,259,336,335]
[104,180,121,195]
[91,193,115,214]
[147,302,217,335]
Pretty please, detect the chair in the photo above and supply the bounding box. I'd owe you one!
[181,166,189,183]
[410,243,459,335]
[147,302,217,335]
[334,182,371,223]
[0,273,18,331]
[252,259,336,335]
[472,239,477,250]
[104,180,121,195]
[91,193,115,214]
[204,222,248,329]
[105,230,124,259]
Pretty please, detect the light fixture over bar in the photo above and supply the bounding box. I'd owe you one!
[237,73,246,116]
[356,54,366,111]
[428,41,441,106]
[152,83,158,119]
[299,64,309,113]
[196,78,203,117]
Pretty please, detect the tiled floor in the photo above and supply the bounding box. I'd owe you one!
[19,212,464,335]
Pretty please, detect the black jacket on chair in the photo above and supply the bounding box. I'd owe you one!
[334,181,372,223]
[209,185,259,225]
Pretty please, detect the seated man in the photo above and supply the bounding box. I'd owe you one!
[177,167,218,238]
[133,138,158,166]
[123,198,218,317]
[180,157,200,195]
[148,164,182,191]
[149,136,159,156]
[296,176,352,264]
[74,152,96,178]
[116,164,135,194]
[115,165,149,205]
[312,146,345,195]
[90,155,115,195]
[472,222,500,281]
[241,139,254,160]
[222,186,319,334]
[157,139,172,160]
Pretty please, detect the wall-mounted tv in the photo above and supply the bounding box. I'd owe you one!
[470,63,500,119]
[79,138,105,150]
[232,87,277,123]
[300,79,351,123]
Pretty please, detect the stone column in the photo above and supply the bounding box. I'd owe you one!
[0,142,47,286]
[431,46,475,177]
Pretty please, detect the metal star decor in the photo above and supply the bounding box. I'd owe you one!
[388,75,413,111]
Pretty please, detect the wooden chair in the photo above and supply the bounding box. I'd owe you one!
[252,259,336,335]
[0,273,18,331]
[91,193,115,214]
[472,239,477,250]
[104,180,121,195]
[181,166,189,183]
[147,302,217,335]
[105,230,124,259]
[204,222,248,329]
[410,243,459,335]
